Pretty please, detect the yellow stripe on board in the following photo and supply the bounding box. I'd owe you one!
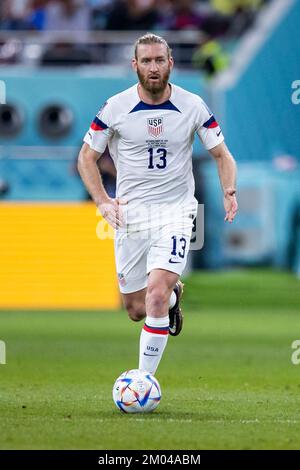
[0,202,120,309]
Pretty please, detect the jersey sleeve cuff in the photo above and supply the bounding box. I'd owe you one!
[204,133,225,150]
[83,134,106,154]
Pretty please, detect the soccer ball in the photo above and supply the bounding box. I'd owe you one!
[112,369,161,413]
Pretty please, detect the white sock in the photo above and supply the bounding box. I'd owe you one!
[139,315,169,375]
[169,290,176,309]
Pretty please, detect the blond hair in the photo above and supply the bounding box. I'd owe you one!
[134,33,172,59]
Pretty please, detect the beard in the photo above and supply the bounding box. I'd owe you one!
[137,66,171,95]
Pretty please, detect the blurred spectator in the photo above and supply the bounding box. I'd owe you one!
[169,0,206,31]
[154,0,174,31]
[106,0,157,31]
[211,0,263,15]
[192,38,229,77]
[162,0,207,68]
[89,0,112,30]
[211,0,264,37]
[43,0,90,31]
[40,1,93,65]
[0,0,92,32]
[27,1,47,31]
[0,0,31,30]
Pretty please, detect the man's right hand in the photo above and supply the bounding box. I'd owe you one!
[98,198,127,229]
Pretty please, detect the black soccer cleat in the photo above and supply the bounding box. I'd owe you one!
[169,280,184,336]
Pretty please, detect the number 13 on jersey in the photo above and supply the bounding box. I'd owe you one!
[148,147,167,169]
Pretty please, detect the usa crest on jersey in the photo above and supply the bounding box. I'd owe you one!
[147,117,163,138]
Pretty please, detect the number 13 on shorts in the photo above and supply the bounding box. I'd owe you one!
[169,236,187,264]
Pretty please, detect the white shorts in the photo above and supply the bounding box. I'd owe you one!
[114,218,194,294]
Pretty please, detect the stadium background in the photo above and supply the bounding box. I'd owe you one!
[1,0,300,450]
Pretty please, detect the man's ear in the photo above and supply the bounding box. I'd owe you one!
[169,56,174,70]
[131,58,137,72]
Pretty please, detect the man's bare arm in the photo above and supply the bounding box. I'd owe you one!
[77,143,125,228]
[209,141,238,223]
[77,143,108,206]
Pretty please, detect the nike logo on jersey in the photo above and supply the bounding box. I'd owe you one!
[217,130,222,137]
[169,258,181,264]
[143,353,158,356]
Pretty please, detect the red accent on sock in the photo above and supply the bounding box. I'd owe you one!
[143,324,169,335]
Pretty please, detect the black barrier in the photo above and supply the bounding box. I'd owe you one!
[38,104,73,139]
[0,103,24,137]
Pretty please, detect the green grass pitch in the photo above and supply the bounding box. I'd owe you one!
[1,270,300,449]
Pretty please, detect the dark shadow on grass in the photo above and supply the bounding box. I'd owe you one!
[95,409,224,421]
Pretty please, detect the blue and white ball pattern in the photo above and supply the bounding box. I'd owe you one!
[112,369,161,413]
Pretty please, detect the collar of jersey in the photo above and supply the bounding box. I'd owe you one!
[129,100,181,113]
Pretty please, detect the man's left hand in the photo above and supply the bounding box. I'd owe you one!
[224,189,238,223]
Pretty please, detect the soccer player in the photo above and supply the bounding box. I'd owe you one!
[78,33,238,375]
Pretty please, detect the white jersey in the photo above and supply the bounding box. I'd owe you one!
[84,83,224,229]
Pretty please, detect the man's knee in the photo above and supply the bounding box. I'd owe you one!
[125,302,146,322]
